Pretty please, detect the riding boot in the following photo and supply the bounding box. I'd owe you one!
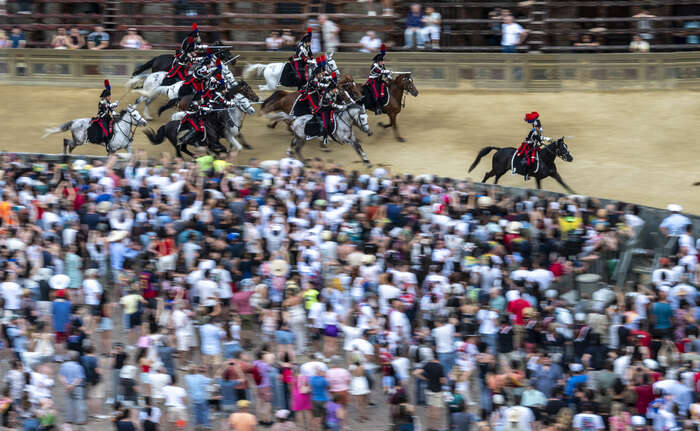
[180,129,197,146]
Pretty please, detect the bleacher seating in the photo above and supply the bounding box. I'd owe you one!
[1,0,699,51]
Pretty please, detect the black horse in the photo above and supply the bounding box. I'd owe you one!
[131,41,233,77]
[468,137,575,193]
[143,111,232,158]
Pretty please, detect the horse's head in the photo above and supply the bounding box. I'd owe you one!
[337,75,363,103]
[233,93,256,116]
[231,80,259,103]
[349,104,372,136]
[396,73,419,97]
[554,137,573,162]
[126,104,148,126]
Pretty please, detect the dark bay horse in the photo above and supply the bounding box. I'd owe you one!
[361,73,418,142]
[131,41,231,77]
[468,137,575,193]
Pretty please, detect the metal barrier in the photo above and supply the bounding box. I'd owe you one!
[2,49,700,90]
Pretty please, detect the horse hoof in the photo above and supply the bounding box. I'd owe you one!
[397,137,405,143]
[321,148,331,153]
[266,123,276,129]
[242,144,252,150]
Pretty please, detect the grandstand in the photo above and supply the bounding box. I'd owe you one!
[2,0,699,51]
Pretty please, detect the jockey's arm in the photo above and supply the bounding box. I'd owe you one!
[109,101,119,109]
[332,103,347,111]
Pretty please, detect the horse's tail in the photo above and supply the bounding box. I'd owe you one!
[124,74,145,90]
[143,126,166,145]
[243,64,266,79]
[42,121,72,138]
[261,90,286,110]
[468,146,499,173]
[158,99,179,117]
[132,57,156,77]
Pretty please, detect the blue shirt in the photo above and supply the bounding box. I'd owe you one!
[406,12,424,28]
[651,302,672,329]
[185,373,211,403]
[51,299,72,332]
[59,360,86,386]
[310,375,329,402]
[10,33,25,49]
[564,374,587,396]
[660,213,691,236]
[685,21,699,44]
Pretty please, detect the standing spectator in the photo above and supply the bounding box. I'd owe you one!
[403,4,424,49]
[199,316,225,377]
[573,402,606,431]
[432,317,456,376]
[229,400,257,431]
[488,8,504,46]
[281,29,295,50]
[265,31,284,51]
[660,205,690,237]
[271,409,297,430]
[59,351,87,425]
[629,34,650,53]
[87,25,109,50]
[119,28,149,50]
[683,20,699,45]
[359,31,382,53]
[326,357,351,408]
[9,27,26,48]
[51,28,70,49]
[309,367,329,431]
[413,354,445,431]
[421,6,441,49]
[0,31,9,48]
[501,14,526,53]
[633,9,656,43]
[319,14,340,54]
[184,365,211,430]
[163,376,188,429]
[81,345,105,418]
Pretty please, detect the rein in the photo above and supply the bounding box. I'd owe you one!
[113,113,139,148]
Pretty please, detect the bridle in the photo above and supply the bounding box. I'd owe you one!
[112,109,141,146]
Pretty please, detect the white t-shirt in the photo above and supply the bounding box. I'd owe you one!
[308,302,326,329]
[1,281,22,310]
[378,284,400,315]
[199,323,225,356]
[528,269,555,291]
[432,324,455,354]
[163,384,187,408]
[572,413,605,431]
[149,372,172,400]
[348,338,376,370]
[82,279,103,306]
[300,361,328,377]
[477,309,499,334]
[505,405,535,431]
[502,22,524,46]
[196,279,219,307]
[359,35,382,53]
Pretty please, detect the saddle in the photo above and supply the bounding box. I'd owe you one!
[87,117,113,144]
[512,142,540,175]
[362,79,390,111]
[305,110,335,138]
[280,62,307,88]
[292,92,319,117]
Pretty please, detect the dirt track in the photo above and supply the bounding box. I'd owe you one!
[1,85,699,212]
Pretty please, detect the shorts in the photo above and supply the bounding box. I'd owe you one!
[176,332,193,352]
[323,324,339,338]
[90,304,101,316]
[203,354,222,367]
[275,330,294,345]
[127,312,141,329]
[426,390,443,408]
[98,317,114,332]
[240,314,255,331]
[167,407,188,423]
[87,382,105,398]
[382,376,395,388]
[257,386,272,402]
[330,390,348,406]
[37,301,51,316]
[55,331,68,343]
[312,400,326,418]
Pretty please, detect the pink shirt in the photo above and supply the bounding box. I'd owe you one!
[232,291,255,315]
[326,367,351,392]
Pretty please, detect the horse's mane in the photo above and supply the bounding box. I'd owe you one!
[114,109,128,122]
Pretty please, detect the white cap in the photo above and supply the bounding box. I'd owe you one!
[569,363,584,372]
[667,204,682,212]
[631,416,646,427]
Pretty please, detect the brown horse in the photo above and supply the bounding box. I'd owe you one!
[260,75,364,129]
[363,73,419,142]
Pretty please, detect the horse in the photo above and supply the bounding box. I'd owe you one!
[243,52,339,93]
[467,137,575,193]
[261,74,364,129]
[145,94,255,157]
[42,105,147,155]
[284,104,373,165]
[360,73,419,142]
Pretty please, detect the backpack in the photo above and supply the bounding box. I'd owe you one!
[250,365,263,385]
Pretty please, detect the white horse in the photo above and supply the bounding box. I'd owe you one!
[42,105,147,155]
[243,52,339,93]
[170,93,255,152]
[132,63,238,119]
[285,104,373,165]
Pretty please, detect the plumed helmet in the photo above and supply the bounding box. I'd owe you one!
[372,43,386,62]
[100,79,111,98]
[524,111,540,123]
[301,27,312,43]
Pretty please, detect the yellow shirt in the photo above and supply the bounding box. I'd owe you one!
[303,289,319,310]
[558,216,582,236]
[213,159,231,173]
[120,293,141,314]
[196,155,214,173]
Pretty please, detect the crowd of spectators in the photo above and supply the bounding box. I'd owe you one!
[0,149,697,431]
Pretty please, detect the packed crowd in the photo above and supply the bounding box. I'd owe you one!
[0,150,698,431]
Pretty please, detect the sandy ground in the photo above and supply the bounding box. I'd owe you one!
[1,85,699,212]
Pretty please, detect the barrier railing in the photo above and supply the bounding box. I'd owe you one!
[2,49,700,90]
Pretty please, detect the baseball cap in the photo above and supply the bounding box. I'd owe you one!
[631,416,646,427]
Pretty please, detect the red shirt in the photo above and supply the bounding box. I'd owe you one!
[507,298,531,325]
[634,384,654,414]
[549,262,564,277]
[630,330,651,348]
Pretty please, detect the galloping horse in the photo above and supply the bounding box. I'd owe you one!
[361,73,418,142]
[243,52,340,93]
[468,137,575,193]
[42,105,148,155]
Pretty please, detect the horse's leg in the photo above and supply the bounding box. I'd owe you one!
[238,133,252,150]
[350,139,370,165]
[143,97,153,120]
[481,171,493,183]
[535,178,542,189]
[63,138,69,155]
[267,120,278,129]
[287,137,296,157]
[550,172,575,194]
[494,172,506,184]
[389,113,404,142]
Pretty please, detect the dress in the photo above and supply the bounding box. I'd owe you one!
[291,375,312,411]
[65,252,82,289]
[349,365,370,396]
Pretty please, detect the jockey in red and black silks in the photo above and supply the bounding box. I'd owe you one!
[313,76,343,136]
[366,44,392,114]
[179,94,212,144]
[514,111,550,178]
[180,22,201,56]
[291,28,314,82]
[90,80,118,144]
[162,49,190,86]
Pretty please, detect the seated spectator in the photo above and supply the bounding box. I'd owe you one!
[629,34,650,53]
[0,31,8,48]
[265,31,284,51]
[633,8,656,43]
[421,6,441,49]
[403,3,424,49]
[359,31,382,53]
[87,25,109,50]
[488,8,505,46]
[119,28,149,50]
[281,29,295,50]
[9,27,26,48]
[51,28,70,50]
[16,0,31,14]
[67,27,85,50]
[683,20,699,44]
[501,14,526,53]
[574,34,600,52]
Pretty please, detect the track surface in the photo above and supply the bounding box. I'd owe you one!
[1,85,698,212]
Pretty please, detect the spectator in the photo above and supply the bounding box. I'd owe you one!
[319,14,340,54]
[265,31,284,51]
[633,8,656,43]
[501,14,526,53]
[0,30,8,48]
[488,8,505,46]
[59,351,87,425]
[683,20,699,44]
[362,0,393,16]
[229,399,257,431]
[51,28,70,49]
[403,3,424,49]
[87,25,110,50]
[359,31,382,53]
[629,34,650,53]
[421,6,441,49]
[9,27,26,48]
[119,28,149,50]
[574,34,600,51]
[16,0,31,14]
[413,353,445,431]
[660,204,690,236]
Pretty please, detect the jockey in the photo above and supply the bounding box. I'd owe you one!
[367,44,391,114]
[179,92,212,144]
[91,79,119,143]
[203,75,228,106]
[180,22,201,56]
[163,49,189,85]
[514,111,550,179]
[183,59,219,95]
[309,74,344,141]
[290,28,315,82]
